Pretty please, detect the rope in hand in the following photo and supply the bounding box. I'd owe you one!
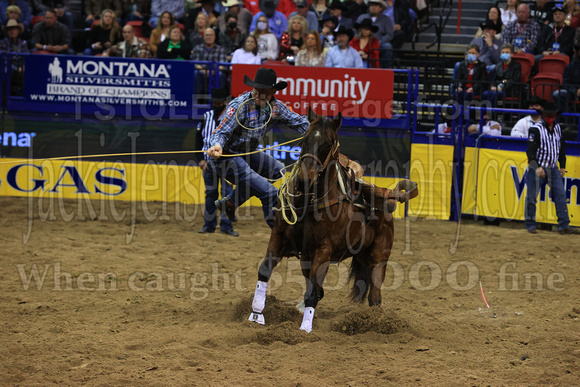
[0,137,304,166]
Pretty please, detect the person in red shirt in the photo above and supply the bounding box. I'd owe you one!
[350,18,380,68]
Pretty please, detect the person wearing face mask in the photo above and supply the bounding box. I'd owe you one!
[218,0,252,35]
[483,43,521,106]
[218,11,247,60]
[252,14,278,61]
[454,44,488,105]
[249,0,288,39]
[524,102,579,234]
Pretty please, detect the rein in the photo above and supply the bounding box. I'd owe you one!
[276,140,345,225]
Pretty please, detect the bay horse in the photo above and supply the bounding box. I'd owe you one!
[248,108,418,333]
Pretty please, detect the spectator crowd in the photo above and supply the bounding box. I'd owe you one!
[0,0,424,68]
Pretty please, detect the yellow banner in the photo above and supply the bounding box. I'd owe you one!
[0,158,408,218]
[462,148,580,226]
[408,143,454,220]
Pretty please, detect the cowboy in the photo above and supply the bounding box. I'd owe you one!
[207,67,310,229]
[324,25,364,68]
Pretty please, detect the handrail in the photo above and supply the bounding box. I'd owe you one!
[412,0,453,51]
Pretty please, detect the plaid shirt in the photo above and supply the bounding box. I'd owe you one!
[191,43,227,65]
[210,91,310,154]
[0,37,29,53]
[501,20,540,54]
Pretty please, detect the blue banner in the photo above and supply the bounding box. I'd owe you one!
[19,54,195,117]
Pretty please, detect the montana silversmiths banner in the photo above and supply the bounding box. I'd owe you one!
[22,55,194,116]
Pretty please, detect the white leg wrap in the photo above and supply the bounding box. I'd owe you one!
[299,307,315,333]
[248,312,265,325]
[251,280,268,313]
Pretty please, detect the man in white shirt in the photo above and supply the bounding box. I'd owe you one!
[324,25,364,68]
[510,96,544,137]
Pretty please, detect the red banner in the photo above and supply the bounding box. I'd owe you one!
[231,64,394,119]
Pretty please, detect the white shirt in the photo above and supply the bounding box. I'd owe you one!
[231,48,261,64]
[501,8,516,27]
[510,115,539,138]
[256,33,278,60]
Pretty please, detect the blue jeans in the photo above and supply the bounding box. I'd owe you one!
[202,163,234,232]
[525,165,570,230]
[379,42,393,68]
[210,152,284,229]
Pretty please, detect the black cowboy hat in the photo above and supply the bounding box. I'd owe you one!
[259,0,279,16]
[211,87,230,101]
[480,19,501,33]
[321,14,339,27]
[243,67,288,90]
[328,0,346,10]
[354,18,379,33]
[538,101,559,116]
[333,25,354,40]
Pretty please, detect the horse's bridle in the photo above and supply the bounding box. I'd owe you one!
[298,140,339,178]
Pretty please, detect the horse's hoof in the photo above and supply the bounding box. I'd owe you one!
[248,312,265,325]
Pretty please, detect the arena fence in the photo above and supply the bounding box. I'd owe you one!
[0,53,578,226]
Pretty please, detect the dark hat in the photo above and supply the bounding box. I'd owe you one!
[526,95,545,108]
[333,25,354,40]
[211,87,230,101]
[552,5,566,13]
[328,0,346,10]
[296,0,307,7]
[539,101,558,116]
[259,0,278,16]
[243,67,288,90]
[354,18,379,33]
[480,19,501,33]
[321,14,339,27]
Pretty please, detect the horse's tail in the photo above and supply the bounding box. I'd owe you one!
[348,256,370,303]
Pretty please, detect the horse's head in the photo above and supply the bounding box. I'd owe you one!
[296,107,342,192]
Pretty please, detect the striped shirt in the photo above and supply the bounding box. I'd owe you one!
[209,91,310,154]
[526,120,566,169]
[197,108,222,162]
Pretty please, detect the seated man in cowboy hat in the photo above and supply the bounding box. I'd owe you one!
[324,25,364,68]
[356,0,394,67]
[207,67,310,228]
[469,19,502,72]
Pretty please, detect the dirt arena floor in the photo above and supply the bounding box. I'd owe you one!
[1,196,579,385]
